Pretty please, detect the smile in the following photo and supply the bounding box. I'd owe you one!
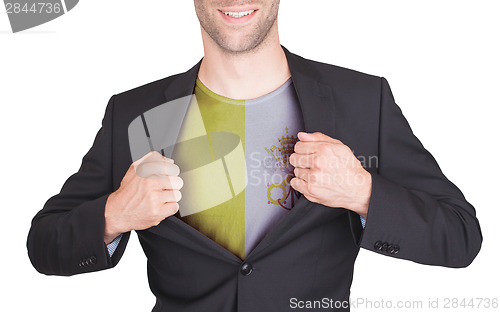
[220,10,256,18]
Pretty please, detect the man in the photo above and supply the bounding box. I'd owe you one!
[27,1,482,311]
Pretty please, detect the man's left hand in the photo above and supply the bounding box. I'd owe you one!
[289,132,372,219]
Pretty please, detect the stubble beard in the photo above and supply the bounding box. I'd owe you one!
[195,1,280,55]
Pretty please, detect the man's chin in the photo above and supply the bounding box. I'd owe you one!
[215,36,266,55]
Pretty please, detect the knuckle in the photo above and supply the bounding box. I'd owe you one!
[165,176,176,189]
[296,156,306,168]
[318,144,330,155]
[149,204,160,216]
[166,202,179,215]
[138,162,151,171]
[312,156,320,168]
[141,177,156,188]
[340,144,352,155]
[294,142,302,152]
[317,155,328,168]
[164,191,175,203]
[174,176,184,189]
[166,163,180,176]
[309,169,321,184]
[164,157,175,163]
[173,190,182,202]
[148,192,160,205]
[135,164,149,178]
[309,172,317,184]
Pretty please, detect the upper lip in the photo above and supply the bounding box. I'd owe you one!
[218,6,259,13]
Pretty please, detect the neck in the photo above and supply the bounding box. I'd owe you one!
[197,24,291,100]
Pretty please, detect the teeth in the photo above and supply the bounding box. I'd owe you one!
[222,10,255,18]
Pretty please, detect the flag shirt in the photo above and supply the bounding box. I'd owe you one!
[173,76,305,260]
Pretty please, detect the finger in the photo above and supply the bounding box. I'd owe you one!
[290,176,305,192]
[125,152,161,182]
[148,175,183,191]
[161,202,180,217]
[165,163,180,176]
[297,131,342,144]
[293,167,323,185]
[136,162,180,178]
[133,151,161,167]
[160,176,184,190]
[143,155,174,164]
[290,177,320,203]
[141,152,175,165]
[134,151,174,168]
[158,190,182,203]
[290,153,316,168]
[295,140,333,154]
[293,167,310,181]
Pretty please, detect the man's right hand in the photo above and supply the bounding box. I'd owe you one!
[103,151,183,244]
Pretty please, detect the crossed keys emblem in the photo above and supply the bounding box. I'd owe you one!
[265,127,300,210]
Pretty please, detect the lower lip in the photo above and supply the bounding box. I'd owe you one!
[218,10,258,24]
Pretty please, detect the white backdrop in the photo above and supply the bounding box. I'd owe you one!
[1,1,498,311]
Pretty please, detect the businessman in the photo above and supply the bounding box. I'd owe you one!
[27,1,482,311]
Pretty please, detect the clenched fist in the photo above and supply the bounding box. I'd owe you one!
[289,132,372,219]
[103,151,184,244]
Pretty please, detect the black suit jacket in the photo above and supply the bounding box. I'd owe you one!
[27,46,482,311]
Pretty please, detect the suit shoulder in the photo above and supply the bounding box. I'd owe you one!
[113,72,181,104]
[290,52,385,110]
[296,53,382,86]
[106,71,190,126]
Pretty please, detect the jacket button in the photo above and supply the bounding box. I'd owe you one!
[240,263,253,276]
[381,242,389,252]
[393,244,400,254]
[387,244,395,253]
[89,256,97,265]
[374,241,383,250]
[79,258,87,267]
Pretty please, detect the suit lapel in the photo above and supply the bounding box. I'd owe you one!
[245,47,337,258]
[161,46,337,147]
[282,45,336,137]
[163,60,201,102]
[158,46,338,261]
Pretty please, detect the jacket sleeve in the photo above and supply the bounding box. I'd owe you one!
[350,77,482,268]
[27,95,130,276]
